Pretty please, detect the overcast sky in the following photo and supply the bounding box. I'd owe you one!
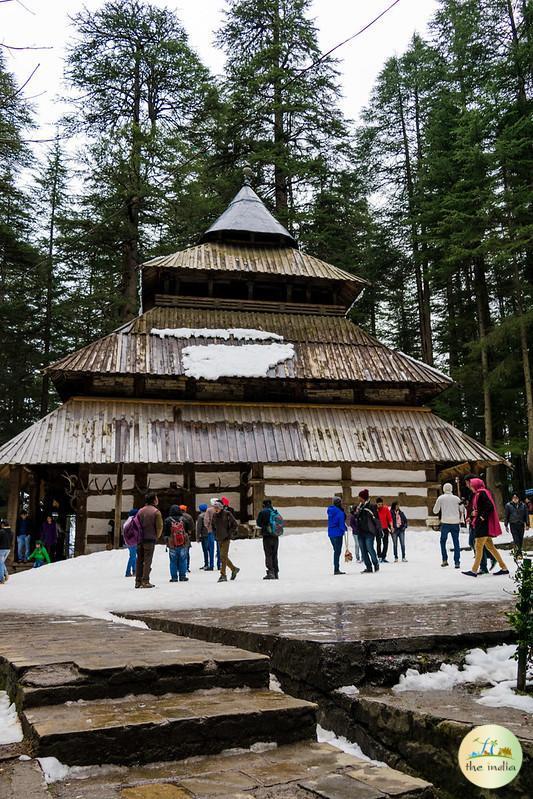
[2,0,439,142]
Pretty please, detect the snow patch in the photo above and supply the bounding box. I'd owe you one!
[335,684,360,698]
[477,680,533,713]
[0,690,23,745]
[151,327,283,341]
[37,757,70,783]
[182,342,295,380]
[269,674,283,693]
[317,725,384,766]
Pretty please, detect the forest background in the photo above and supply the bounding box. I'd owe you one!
[0,0,532,497]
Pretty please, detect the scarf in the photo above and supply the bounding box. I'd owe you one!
[470,478,501,537]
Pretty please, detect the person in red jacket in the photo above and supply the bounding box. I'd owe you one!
[376,498,393,563]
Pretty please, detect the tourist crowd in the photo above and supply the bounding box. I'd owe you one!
[0,478,529,586]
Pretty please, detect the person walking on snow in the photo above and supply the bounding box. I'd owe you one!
[433,483,464,569]
[355,490,381,573]
[196,503,210,569]
[327,497,347,575]
[213,500,239,582]
[0,519,13,583]
[16,510,32,562]
[122,508,139,577]
[28,540,51,568]
[135,492,163,588]
[390,501,408,562]
[348,506,361,562]
[376,498,393,562]
[204,499,222,571]
[164,504,192,582]
[463,478,509,577]
[257,499,280,579]
[504,493,529,554]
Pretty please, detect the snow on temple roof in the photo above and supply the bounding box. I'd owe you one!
[199,184,297,247]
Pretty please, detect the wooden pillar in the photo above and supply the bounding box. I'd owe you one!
[7,466,21,531]
[28,468,41,526]
[183,462,194,510]
[133,464,148,508]
[113,463,124,549]
[252,463,265,521]
[75,465,89,556]
[341,463,352,509]
[239,463,251,523]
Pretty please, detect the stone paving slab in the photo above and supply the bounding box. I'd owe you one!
[0,758,49,799]
[23,688,317,765]
[0,615,269,707]
[46,741,435,798]
[126,602,514,691]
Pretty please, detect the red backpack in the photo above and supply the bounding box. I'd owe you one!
[169,517,186,548]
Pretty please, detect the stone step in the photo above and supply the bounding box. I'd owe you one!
[0,615,269,708]
[23,688,317,766]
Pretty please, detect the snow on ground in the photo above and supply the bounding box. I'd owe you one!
[0,690,23,745]
[0,529,517,621]
[317,725,384,766]
[182,342,295,379]
[151,327,283,341]
[393,643,533,713]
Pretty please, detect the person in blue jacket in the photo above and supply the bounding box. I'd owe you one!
[327,497,347,575]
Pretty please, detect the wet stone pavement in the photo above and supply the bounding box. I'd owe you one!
[125,601,514,690]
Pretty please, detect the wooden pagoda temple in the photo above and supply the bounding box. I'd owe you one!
[0,181,504,553]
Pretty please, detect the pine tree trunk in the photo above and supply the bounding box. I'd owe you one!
[40,150,60,416]
[272,3,289,222]
[122,47,142,320]
[395,64,432,364]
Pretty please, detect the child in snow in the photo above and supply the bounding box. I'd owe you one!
[28,540,51,568]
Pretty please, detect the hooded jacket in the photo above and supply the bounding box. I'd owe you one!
[327,503,346,538]
[432,483,463,525]
[164,504,192,548]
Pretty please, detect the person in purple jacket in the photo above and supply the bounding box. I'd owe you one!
[327,497,347,575]
[40,515,58,561]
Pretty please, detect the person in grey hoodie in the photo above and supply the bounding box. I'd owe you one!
[433,483,464,568]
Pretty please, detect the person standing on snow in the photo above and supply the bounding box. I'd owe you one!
[462,478,509,577]
[348,505,361,562]
[122,508,139,577]
[257,499,280,580]
[390,501,408,562]
[213,500,239,582]
[355,490,380,574]
[164,504,192,583]
[135,492,163,588]
[203,499,222,571]
[196,503,210,570]
[504,493,529,554]
[433,483,464,569]
[327,497,347,575]
[376,498,393,563]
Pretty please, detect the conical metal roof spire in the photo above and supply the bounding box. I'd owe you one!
[199,169,297,248]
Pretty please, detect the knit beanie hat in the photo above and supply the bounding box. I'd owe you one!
[199,503,208,512]
[358,489,369,501]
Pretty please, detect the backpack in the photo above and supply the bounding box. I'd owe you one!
[123,514,142,547]
[169,517,186,548]
[269,508,285,536]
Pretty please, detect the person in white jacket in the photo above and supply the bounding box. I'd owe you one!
[433,483,464,568]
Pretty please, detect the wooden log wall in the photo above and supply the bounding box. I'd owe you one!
[82,461,439,552]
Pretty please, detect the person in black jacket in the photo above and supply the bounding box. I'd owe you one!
[390,501,408,562]
[163,504,192,583]
[355,490,381,574]
[257,499,279,580]
[0,519,13,584]
[504,493,529,553]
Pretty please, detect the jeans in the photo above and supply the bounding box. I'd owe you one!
[263,535,279,576]
[0,549,10,581]
[169,546,188,581]
[329,535,343,572]
[17,535,31,561]
[440,523,461,565]
[377,530,390,560]
[200,537,209,567]
[125,545,137,576]
[509,523,525,552]
[392,529,406,559]
[352,534,361,560]
[358,534,379,571]
[33,560,45,568]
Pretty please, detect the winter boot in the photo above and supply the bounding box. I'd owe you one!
[231,567,240,581]
[218,574,227,583]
